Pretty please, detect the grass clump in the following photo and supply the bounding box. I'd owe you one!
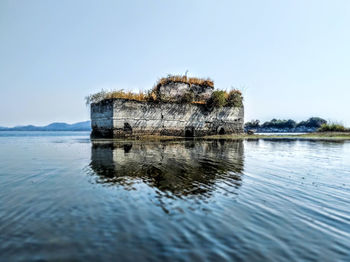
[85,89,148,105]
[206,89,243,108]
[318,122,348,132]
[225,90,243,107]
[206,90,226,108]
[156,74,214,89]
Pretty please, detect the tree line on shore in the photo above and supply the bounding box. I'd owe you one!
[245,117,348,132]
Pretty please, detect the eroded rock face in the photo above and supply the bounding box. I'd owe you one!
[158,82,213,101]
[91,99,244,138]
[190,84,213,101]
[158,82,189,101]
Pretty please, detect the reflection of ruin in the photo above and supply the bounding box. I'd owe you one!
[90,140,244,198]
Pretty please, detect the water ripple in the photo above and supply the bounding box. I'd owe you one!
[0,135,350,261]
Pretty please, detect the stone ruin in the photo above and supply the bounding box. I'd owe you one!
[90,79,244,138]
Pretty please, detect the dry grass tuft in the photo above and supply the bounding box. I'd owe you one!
[85,89,149,105]
[156,75,214,89]
[192,100,206,105]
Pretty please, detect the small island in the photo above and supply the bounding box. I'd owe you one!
[87,75,244,138]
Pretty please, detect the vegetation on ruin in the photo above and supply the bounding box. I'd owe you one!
[225,90,243,107]
[205,89,243,108]
[85,75,243,108]
[180,91,195,103]
[85,89,148,105]
[206,91,227,108]
[155,74,214,89]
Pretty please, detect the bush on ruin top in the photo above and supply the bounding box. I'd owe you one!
[85,75,243,108]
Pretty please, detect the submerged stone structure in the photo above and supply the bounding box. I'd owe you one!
[90,80,244,138]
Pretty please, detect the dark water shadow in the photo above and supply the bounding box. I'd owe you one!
[89,140,244,200]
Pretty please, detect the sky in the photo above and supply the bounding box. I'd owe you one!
[1,0,349,127]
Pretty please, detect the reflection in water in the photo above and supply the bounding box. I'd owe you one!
[90,140,244,199]
[1,133,350,261]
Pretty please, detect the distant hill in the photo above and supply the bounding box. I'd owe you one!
[0,121,91,131]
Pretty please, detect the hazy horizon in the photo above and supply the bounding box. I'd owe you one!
[0,120,90,128]
[1,0,349,127]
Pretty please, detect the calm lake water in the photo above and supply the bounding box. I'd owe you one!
[0,131,349,262]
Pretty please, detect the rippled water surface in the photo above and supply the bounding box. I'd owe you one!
[0,131,349,261]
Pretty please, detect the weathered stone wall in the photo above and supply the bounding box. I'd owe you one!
[90,99,115,138]
[91,99,244,138]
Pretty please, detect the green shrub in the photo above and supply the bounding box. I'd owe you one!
[85,90,108,105]
[180,91,195,103]
[145,89,158,102]
[207,90,227,108]
[226,90,243,107]
[318,123,348,132]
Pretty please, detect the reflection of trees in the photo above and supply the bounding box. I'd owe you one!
[89,140,244,198]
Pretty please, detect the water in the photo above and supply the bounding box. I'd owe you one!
[0,131,349,261]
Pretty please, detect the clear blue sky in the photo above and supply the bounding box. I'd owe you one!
[1,0,349,127]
